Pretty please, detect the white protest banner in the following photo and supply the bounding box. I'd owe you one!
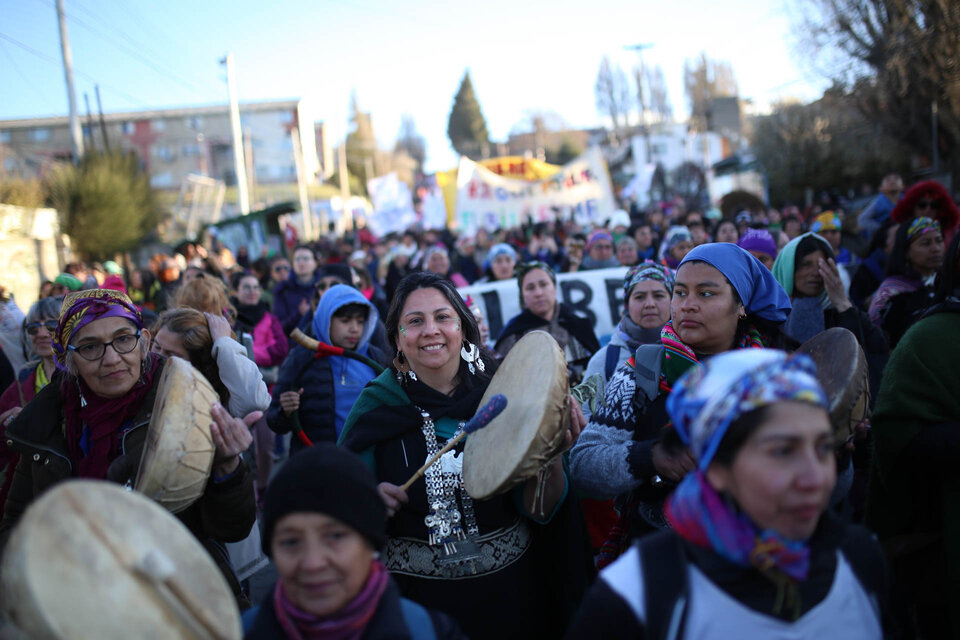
[454,147,617,237]
[366,173,417,236]
[458,266,629,347]
[419,177,448,230]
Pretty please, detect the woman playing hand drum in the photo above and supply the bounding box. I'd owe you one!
[0,289,257,602]
[339,272,591,640]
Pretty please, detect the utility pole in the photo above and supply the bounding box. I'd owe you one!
[932,100,940,174]
[625,43,654,163]
[338,144,351,233]
[95,84,109,151]
[291,127,314,241]
[83,92,94,151]
[56,0,84,161]
[220,53,250,215]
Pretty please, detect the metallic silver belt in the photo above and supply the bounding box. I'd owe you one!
[384,518,532,580]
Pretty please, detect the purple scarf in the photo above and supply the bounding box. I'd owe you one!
[867,275,922,326]
[273,559,389,640]
[665,472,810,582]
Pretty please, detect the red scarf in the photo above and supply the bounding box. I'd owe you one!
[63,354,161,478]
[274,560,389,640]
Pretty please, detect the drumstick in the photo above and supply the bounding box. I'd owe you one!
[290,328,385,373]
[399,394,508,492]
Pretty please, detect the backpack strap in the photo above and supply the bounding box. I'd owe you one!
[838,525,885,617]
[633,344,664,406]
[638,531,689,640]
[399,598,437,640]
[605,344,622,379]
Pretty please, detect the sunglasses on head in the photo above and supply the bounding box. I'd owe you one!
[26,320,58,336]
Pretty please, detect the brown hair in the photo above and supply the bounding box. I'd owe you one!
[174,276,237,327]
[153,307,230,405]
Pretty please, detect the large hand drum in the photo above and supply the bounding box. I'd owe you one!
[135,357,219,513]
[796,327,870,444]
[1,480,241,640]
[464,331,569,500]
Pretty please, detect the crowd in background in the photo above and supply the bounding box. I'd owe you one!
[0,171,958,638]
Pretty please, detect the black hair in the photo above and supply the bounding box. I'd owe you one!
[711,406,773,467]
[794,234,835,270]
[385,272,489,378]
[933,230,960,304]
[291,243,315,259]
[333,302,369,320]
[713,219,738,237]
[886,219,928,278]
[862,217,899,259]
[229,270,256,292]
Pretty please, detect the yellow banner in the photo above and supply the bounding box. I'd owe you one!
[437,156,561,225]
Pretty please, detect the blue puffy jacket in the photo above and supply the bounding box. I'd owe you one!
[267,285,384,452]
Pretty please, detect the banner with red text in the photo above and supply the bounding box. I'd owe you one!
[454,147,616,237]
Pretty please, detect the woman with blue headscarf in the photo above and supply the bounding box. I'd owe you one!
[571,243,793,559]
[568,349,887,639]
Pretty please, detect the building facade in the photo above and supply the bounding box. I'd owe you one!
[0,99,319,192]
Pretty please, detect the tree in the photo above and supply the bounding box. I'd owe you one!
[684,53,738,132]
[0,178,45,208]
[345,91,376,195]
[595,56,632,141]
[646,65,673,125]
[44,151,163,260]
[395,114,426,171]
[798,0,960,176]
[447,71,490,159]
[547,137,584,165]
[750,86,912,205]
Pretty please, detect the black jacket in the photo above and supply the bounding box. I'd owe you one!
[0,359,256,599]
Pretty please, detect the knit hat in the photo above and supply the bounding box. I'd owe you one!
[54,273,83,292]
[810,211,841,233]
[737,229,778,259]
[102,260,123,275]
[261,443,387,555]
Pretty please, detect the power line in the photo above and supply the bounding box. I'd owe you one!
[0,40,54,103]
[0,31,149,108]
[29,0,212,96]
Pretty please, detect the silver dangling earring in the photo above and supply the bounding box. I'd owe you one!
[76,378,87,408]
[393,352,417,384]
[460,341,484,375]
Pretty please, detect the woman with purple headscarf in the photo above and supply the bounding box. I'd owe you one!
[0,289,258,605]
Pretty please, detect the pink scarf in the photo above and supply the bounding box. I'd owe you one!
[273,559,389,640]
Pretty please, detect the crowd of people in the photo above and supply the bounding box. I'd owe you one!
[0,172,958,638]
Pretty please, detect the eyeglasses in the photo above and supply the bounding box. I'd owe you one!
[917,199,941,211]
[272,265,291,272]
[26,320,58,336]
[68,331,141,361]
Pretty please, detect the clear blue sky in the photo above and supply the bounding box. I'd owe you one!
[0,0,828,172]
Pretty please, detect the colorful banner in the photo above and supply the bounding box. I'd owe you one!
[458,266,628,346]
[454,147,616,237]
[436,156,562,225]
[366,172,417,236]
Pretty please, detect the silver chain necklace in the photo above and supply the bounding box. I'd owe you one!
[416,406,482,568]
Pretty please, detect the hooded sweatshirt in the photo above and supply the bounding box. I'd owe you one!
[267,285,383,450]
[313,285,380,438]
